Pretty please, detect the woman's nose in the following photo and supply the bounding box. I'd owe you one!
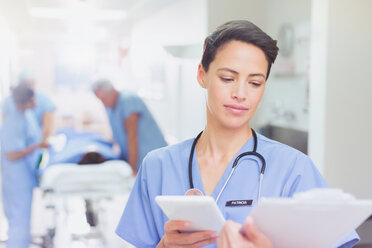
[231,81,247,101]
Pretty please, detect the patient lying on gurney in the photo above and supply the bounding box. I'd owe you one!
[39,127,133,228]
[40,127,133,191]
[41,127,120,169]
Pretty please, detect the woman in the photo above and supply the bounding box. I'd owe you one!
[1,83,47,248]
[115,20,359,248]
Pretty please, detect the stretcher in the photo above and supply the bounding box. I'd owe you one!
[37,160,134,248]
[40,160,133,198]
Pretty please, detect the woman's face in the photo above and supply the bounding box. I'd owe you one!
[197,40,268,130]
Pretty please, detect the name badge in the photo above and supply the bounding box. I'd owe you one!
[225,200,253,207]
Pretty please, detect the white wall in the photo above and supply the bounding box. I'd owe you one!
[208,0,311,132]
[16,40,56,93]
[130,0,208,143]
[0,15,15,104]
[308,0,329,174]
[132,0,207,46]
[309,0,372,198]
[257,0,311,131]
[207,0,267,33]
[140,0,311,142]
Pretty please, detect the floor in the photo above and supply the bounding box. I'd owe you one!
[355,216,372,247]
[0,188,135,248]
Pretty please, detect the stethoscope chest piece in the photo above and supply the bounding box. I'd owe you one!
[185,188,204,196]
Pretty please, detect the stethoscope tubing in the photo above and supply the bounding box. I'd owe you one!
[188,129,266,203]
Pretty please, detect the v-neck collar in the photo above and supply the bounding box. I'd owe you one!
[191,135,256,200]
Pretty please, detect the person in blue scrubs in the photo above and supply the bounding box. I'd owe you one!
[115,20,359,248]
[2,71,56,143]
[92,79,167,176]
[1,83,48,248]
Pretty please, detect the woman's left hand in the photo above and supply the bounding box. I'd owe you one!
[217,217,273,248]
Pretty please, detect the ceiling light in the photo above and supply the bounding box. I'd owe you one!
[29,7,126,21]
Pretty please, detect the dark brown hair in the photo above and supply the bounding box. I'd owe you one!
[12,83,34,106]
[78,151,107,165]
[201,20,279,79]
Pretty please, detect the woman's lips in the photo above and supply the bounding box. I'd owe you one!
[224,104,249,115]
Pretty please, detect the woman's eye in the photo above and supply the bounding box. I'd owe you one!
[251,82,262,87]
[221,77,233,82]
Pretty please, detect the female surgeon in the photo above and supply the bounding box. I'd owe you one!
[1,83,48,248]
[115,20,359,248]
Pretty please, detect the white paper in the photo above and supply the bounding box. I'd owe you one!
[250,189,372,248]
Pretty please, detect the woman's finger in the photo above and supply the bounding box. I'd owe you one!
[243,217,273,248]
[164,220,191,233]
[169,231,217,245]
[163,220,217,247]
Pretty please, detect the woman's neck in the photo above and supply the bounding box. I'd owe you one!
[195,120,253,195]
[197,123,252,162]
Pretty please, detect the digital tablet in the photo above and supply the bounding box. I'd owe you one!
[155,195,225,233]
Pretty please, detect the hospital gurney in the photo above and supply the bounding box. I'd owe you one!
[40,160,133,197]
[38,160,134,248]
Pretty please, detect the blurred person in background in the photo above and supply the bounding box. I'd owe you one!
[1,83,48,248]
[92,79,167,176]
[2,70,56,144]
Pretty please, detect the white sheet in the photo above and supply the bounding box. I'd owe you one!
[40,160,133,198]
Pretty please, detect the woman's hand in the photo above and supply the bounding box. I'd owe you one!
[217,217,273,248]
[157,220,218,248]
[38,140,50,149]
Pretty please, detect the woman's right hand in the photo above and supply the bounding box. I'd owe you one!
[217,217,273,248]
[38,141,50,149]
[157,220,218,248]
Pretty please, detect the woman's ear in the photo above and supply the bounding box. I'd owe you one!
[197,64,207,89]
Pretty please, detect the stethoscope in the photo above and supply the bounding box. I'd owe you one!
[186,129,266,204]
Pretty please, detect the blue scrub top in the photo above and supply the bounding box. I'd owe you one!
[116,133,359,248]
[106,91,167,168]
[2,91,56,127]
[1,110,42,185]
[1,108,43,248]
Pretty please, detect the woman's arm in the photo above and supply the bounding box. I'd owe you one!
[6,141,47,161]
[41,111,54,142]
[124,113,139,176]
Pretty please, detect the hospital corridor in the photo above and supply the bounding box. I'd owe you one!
[0,0,372,247]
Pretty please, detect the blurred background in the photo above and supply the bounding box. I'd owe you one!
[0,0,371,247]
